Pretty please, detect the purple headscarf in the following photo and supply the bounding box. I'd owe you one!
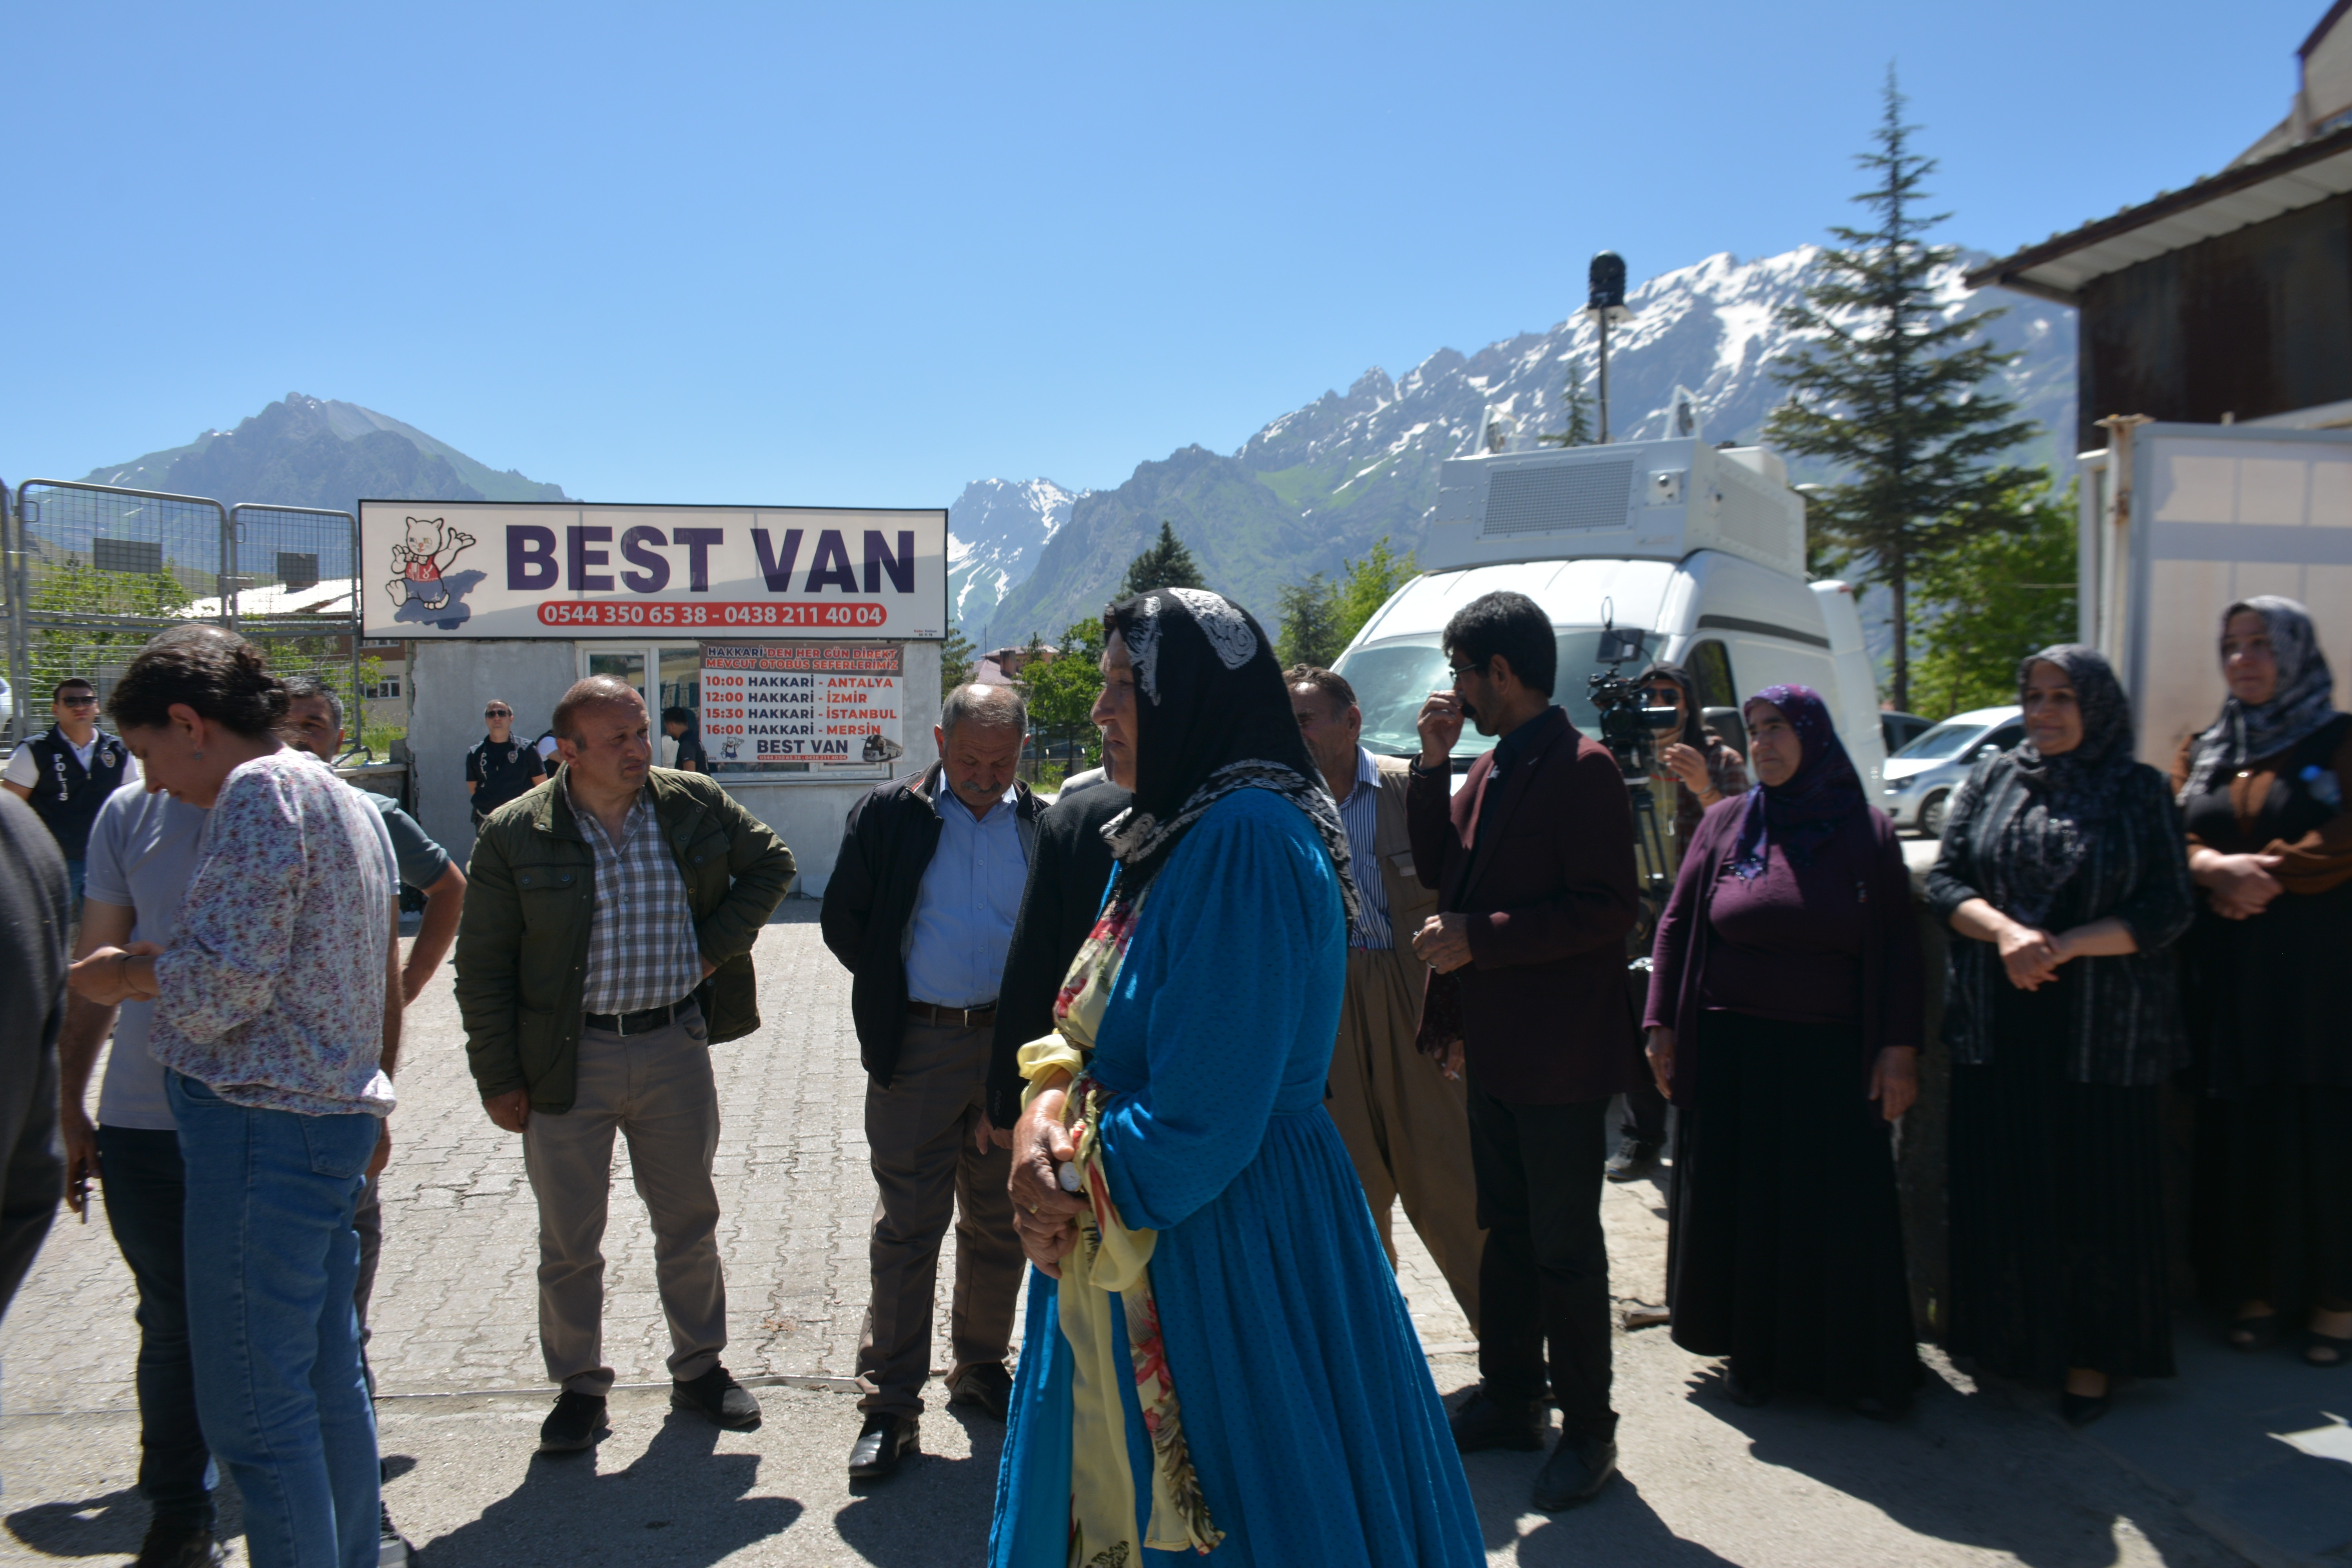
[1726,684,1865,880]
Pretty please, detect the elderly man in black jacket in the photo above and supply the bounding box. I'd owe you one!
[985,744,1132,1132]
[821,683,1040,1482]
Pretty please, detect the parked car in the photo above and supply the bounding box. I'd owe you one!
[1879,710,1933,756]
[1882,706,2024,837]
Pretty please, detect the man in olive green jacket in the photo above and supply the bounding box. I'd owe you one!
[454,678,793,1455]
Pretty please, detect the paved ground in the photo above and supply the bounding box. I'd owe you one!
[0,907,2319,1565]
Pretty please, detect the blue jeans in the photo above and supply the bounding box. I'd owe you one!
[64,858,85,910]
[168,1073,380,1568]
[94,1126,216,1529]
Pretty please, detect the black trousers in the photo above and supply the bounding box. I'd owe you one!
[95,1126,216,1529]
[1465,1073,1616,1445]
[1619,1083,1668,1146]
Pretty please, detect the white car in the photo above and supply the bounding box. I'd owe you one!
[1882,706,2024,837]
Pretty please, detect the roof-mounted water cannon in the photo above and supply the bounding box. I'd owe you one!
[1584,251,1635,444]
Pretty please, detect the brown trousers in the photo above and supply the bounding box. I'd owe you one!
[1325,946,1485,1332]
[857,1017,1025,1415]
[523,1007,726,1396]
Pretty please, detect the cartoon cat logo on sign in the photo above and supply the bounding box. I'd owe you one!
[387,517,475,613]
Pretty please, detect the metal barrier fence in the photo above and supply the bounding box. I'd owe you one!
[1,479,367,751]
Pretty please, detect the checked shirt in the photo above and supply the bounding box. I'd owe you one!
[570,780,705,1015]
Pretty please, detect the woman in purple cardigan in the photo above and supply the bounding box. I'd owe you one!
[1643,685,1925,1416]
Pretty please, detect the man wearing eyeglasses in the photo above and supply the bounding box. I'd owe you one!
[4,678,139,909]
[467,699,546,828]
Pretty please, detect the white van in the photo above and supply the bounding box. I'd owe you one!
[1332,437,1889,793]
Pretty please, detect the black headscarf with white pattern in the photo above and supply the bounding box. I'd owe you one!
[1992,644,2138,926]
[1099,586,1359,926]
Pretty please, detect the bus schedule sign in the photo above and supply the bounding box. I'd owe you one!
[358,500,947,641]
[698,642,906,768]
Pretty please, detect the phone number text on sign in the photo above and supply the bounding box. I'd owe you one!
[535,601,890,629]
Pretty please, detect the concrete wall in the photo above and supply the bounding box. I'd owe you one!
[410,641,579,869]
[409,638,943,893]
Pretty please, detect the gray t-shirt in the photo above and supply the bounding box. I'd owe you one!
[83,774,400,1130]
[359,789,452,890]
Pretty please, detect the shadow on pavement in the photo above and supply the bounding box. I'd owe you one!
[8,1487,160,1559]
[1697,1363,2218,1568]
[8,1479,248,1559]
[420,1413,802,1566]
[833,1405,1004,1566]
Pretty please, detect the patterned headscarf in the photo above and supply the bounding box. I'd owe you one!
[2180,597,2341,803]
[1100,587,1359,926]
[1994,644,2138,926]
[1726,684,1864,879]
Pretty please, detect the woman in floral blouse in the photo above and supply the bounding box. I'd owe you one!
[72,626,399,1568]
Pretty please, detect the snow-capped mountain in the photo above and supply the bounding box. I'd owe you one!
[959,245,2074,641]
[947,477,1079,641]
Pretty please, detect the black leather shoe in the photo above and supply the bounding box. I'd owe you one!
[131,1517,224,1568]
[947,1361,1014,1421]
[2060,1391,2111,1427]
[1722,1367,1773,1408]
[1449,1389,1547,1453]
[849,1412,920,1480]
[673,1364,762,1430]
[539,1390,607,1454]
[1530,1436,1619,1511]
[1605,1139,1661,1182]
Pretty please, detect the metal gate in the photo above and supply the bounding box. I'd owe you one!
[1,481,366,754]
[228,502,368,757]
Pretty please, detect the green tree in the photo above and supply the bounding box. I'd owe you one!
[1276,574,1343,668]
[26,559,196,698]
[938,628,976,701]
[1333,537,1416,647]
[1764,69,2039,712]
[1537,356,1596,448]
[1909,477,2079,719]
[1121,521,1206,597]
[1025,618,1107,775]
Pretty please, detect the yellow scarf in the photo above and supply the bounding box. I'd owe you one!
[1018,893,1222,1564]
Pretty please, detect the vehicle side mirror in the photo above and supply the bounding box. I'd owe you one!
[1702,706,1748,758]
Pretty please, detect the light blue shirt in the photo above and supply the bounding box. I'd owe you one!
[904,781,1029,1008]
[1334,747,1394,950]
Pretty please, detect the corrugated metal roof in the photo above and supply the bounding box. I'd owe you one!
[1964,123,2352,304]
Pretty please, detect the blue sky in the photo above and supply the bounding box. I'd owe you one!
[0,1,2325,510]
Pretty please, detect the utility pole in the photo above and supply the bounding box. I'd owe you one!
[1584,251,1633,444]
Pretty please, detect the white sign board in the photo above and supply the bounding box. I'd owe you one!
[699,642,906,768]
[358,501,948,641]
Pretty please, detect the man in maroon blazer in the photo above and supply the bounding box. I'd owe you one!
[1407,589,1642,1514]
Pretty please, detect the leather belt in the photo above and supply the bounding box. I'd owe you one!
[907,1000,996,1027]
[583,997,692,1036]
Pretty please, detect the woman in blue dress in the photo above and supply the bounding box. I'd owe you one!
[991,586,1482,1567]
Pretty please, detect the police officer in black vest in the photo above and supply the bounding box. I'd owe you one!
[4,678,138,907]
[466,697,546,827]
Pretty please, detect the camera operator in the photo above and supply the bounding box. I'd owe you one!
[1408,589,1641,1513]
[1608,662,1749,1183]
[1639,662,1748,862]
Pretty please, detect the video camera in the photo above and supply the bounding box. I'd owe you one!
[1585,618,1682,778]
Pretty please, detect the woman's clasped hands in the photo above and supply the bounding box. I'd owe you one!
[1008,1076,1088,1278]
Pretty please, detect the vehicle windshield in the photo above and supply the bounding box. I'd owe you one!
[1894,720,1990,761]
[1336,628,1632,759]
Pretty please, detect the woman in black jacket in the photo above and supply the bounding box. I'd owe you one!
[1926,646,2194,1426]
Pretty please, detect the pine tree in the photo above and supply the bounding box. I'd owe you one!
[1764,68,2038,711]
[938,628,976,700]
[1120,520,1206,597]
[1537,357,1596,448]
[1276,574,1344,668]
